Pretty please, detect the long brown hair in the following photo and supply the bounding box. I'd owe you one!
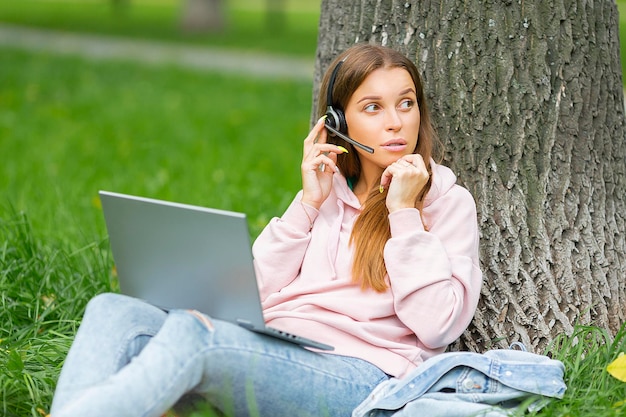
[318,44,441,292]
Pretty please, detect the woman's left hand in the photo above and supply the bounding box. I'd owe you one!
[380,154,430,213]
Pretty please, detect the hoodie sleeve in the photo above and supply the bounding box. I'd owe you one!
[384,185,482,350]
[252,191,318,301]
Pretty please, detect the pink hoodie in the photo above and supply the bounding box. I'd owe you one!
[252,162,482,378]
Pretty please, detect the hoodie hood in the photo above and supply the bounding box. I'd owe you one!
[423,161,458,208]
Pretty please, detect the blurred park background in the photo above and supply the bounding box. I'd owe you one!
[0,0,321,55]
[1,1,626,416]
[1,0,322,247]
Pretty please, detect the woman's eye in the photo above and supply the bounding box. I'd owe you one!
[399,99,415,110]
[364,103,379,112]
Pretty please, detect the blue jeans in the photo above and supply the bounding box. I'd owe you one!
[50,293,389,417]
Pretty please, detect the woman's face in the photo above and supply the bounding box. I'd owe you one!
[344,67,420,173]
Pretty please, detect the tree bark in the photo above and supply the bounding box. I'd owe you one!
[315,0,626,352]
[180,0,225,33]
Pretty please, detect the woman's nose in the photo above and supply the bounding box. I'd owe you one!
[385,109,402,131]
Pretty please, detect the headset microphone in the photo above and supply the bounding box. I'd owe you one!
[324,122,374,154]
[324,59,375,154]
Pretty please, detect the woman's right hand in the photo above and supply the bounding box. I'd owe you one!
[301,116,348,209]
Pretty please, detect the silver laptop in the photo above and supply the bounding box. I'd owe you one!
[99,191,333,351]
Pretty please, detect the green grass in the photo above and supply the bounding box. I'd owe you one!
[0,0,321,56]
[538,325,626,416]
[1,209,111,416]
[0,48,311,244]
[1,46,311,416]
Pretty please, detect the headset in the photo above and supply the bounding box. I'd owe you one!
[324,59,374,153]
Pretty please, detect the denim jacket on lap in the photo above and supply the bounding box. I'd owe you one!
[352,349,566,417]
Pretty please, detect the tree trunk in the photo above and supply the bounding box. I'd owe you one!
[266,0,287,33]
[180,0,225,33]
[315,0,626,352]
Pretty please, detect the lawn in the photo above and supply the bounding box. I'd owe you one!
[0,46,312,417]
[1,1,626,416]
[0,46,311,243]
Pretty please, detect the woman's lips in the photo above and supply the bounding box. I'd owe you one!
[380,139,407,152]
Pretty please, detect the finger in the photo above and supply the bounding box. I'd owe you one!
[407,155,429,181]
[303,150,338,170]
[390,159,412,171]
[315,144,349,155]
[380,166,394,190]
[306,115,328,145]
[379,159,411,191]
[318,152,329,172]
[313,155,339,174]
[305,143,349,164]
[400,154,425,169]
[397,155,430,191]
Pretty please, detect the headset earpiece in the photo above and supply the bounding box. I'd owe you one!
[321,57,375,154]
[325,106,348,135]
[325,59,348,136]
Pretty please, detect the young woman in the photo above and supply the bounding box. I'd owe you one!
[50,44,482,417]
